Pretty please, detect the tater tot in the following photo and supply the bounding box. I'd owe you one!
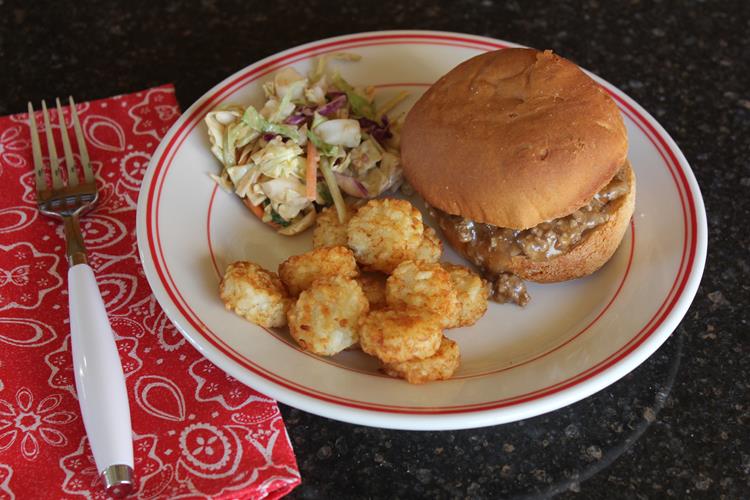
[385,260,458,328]
[356,271,388,310]
[414,225,442,263]
[346,198,424,273]
[383,337,460,384]
[443,263,490,327]
[359,307,442,363]
[287,276,369,356]
[312,205,352,248]
[219,261,291,328]
[278,245,358,296]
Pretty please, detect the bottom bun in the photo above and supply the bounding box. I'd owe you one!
[442,161,636,283]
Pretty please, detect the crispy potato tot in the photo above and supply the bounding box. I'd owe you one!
[288,276,369,356]
[356,271,388,310]
[443,263,490,327]
[346,198,424,273]
[414,225,442,263]
[383,337,460,384]
[359,307,442,363]
[279,245,358,296]
[312,205,352,248]
[385,260,458,328]
[219,261,291,328]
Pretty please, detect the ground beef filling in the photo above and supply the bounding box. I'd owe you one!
[434,167,628,306]
[491,273,530,307]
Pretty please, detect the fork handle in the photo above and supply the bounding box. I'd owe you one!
[68,264,134,497]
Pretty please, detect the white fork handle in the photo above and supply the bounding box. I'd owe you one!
[68,264,134,496]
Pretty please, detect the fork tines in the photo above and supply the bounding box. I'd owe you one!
[27,97,95,201]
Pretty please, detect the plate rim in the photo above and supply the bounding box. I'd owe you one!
[136,29,707,430]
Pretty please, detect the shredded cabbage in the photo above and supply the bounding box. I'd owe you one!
[209,172,233,192]
[306,129,337,156]
[311,111,328,129]
[309,52,362,83]
[350,138,382,176]
[318,157,347,223]
[242,106,301,143]
[273,68,306,100]
[269,79,306,123]
[313,119,361,148]
[251,137,304,179]
[204,54,404,231]
[260,178,309,220]
[232,165,261,198]
[332,74,376,120]
[377,90,409,118]
[204,107,244,165]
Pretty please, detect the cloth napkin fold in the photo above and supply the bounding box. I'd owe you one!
[0,86,300,499]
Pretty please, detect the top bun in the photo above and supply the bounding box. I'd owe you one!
[401,48,628,229]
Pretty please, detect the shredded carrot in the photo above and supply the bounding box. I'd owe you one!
[306,141,318,201]
[242,198,280,229]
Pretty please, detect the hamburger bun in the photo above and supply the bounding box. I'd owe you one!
[437,160,636,283]
[401,48,628,230]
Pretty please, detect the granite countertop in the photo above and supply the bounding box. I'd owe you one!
[2,0,747,497]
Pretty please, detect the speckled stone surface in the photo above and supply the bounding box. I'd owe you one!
[1,0,747,498]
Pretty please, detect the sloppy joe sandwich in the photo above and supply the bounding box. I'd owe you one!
[401,48,635,305]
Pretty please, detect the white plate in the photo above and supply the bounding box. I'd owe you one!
[136,31,707,430]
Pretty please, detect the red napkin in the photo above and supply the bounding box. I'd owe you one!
[0,86,300,498]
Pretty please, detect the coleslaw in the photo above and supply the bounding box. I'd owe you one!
[205,53,407,235]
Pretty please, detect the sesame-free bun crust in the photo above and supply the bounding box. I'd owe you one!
[402,48,628,230]
[440,161,636,283]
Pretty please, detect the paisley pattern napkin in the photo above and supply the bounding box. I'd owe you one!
[0,85,300,498]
